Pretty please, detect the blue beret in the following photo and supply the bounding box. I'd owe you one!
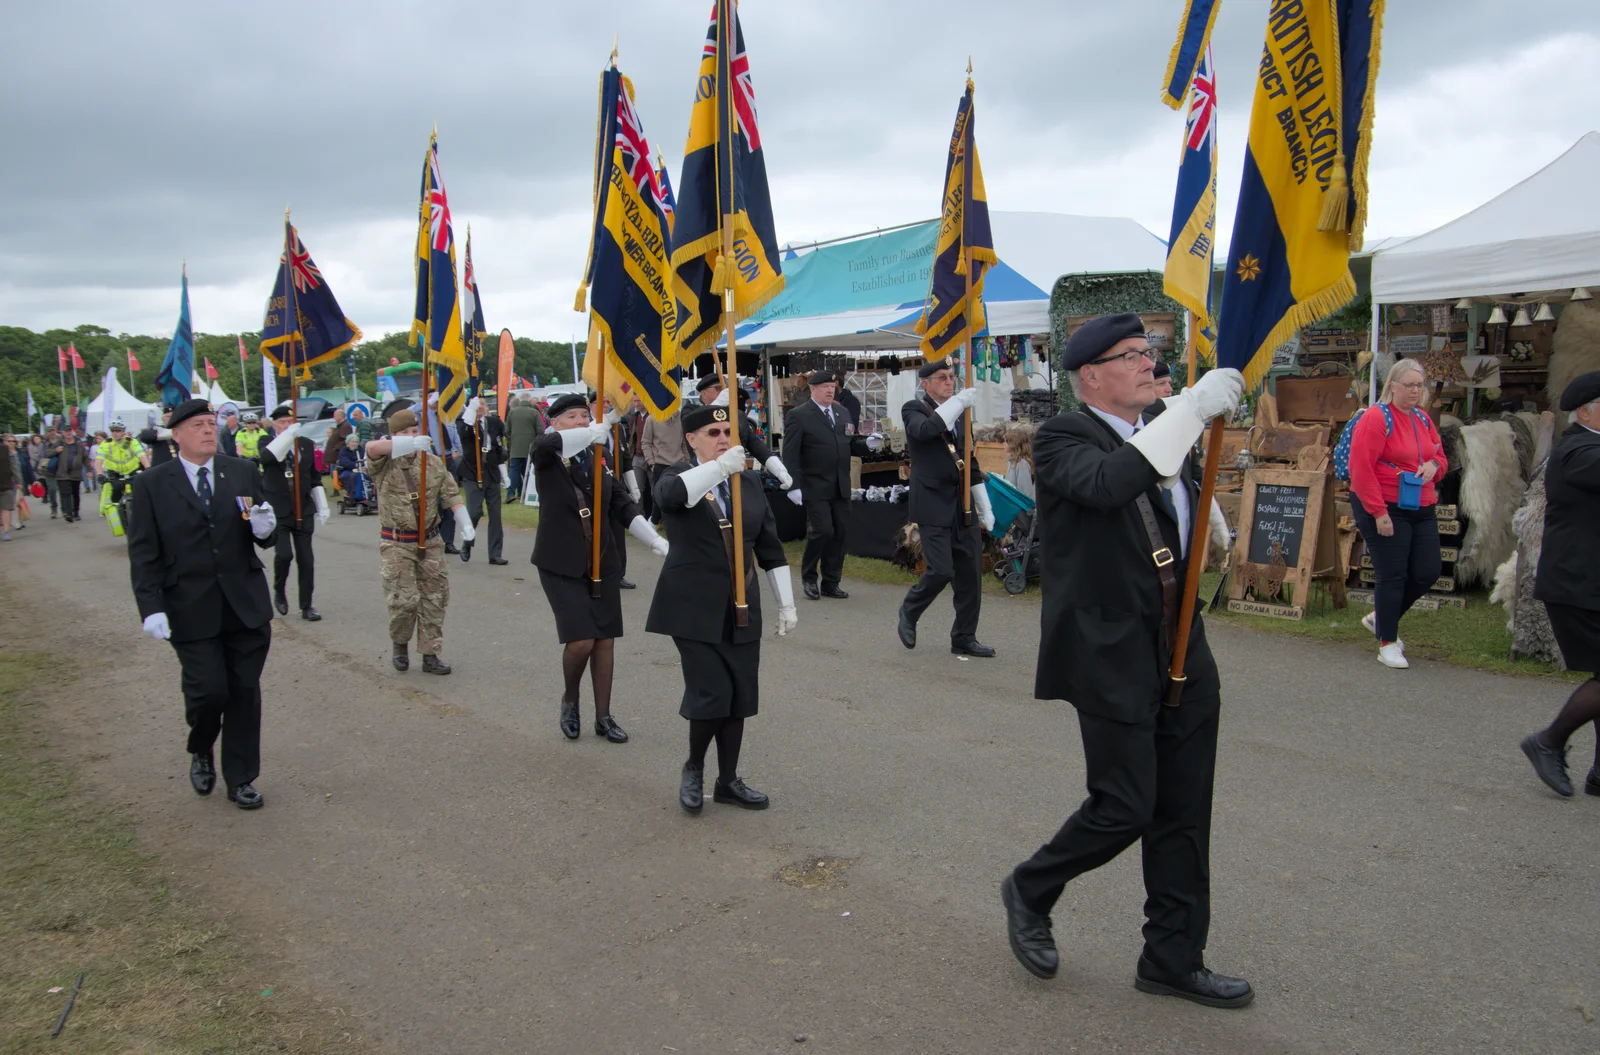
[1559,369,1600,411]
[1062,313,1147,371]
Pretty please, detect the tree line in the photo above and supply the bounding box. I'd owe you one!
[0,324,582,432]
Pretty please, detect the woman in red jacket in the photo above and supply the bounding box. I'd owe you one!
[1348,358,1448,668]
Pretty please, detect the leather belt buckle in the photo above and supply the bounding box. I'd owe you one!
[578,507,593,518]
[1151,547,1175,568]
[406,491,420,500]
[717,518,732,530]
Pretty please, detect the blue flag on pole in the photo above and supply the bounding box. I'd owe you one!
[462,228,487,398]
[1160,0,1221,110]
[155,267,194,408]
[260,217,362,382]
[411,134,470,422]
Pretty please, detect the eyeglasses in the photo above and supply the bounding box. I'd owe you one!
[1087,347,1157,368]
[1393,381,1426,391]
[704,427,731,438]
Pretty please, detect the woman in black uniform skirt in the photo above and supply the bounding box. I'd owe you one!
[1521,371,1600,798]
[646,403,797,813]
[532,393,669,743]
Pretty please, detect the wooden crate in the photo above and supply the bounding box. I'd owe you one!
[1275,375,1360,424]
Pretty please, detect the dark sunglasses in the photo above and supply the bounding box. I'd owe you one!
[703,426,732,438]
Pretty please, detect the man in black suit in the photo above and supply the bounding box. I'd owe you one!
[139,405,179,468]
[998,314,1250,1007]
[780,370,873,599]
[454,394,509,565]
[897,359,995,657]
[127,397,279,810]
[259,403,327,620]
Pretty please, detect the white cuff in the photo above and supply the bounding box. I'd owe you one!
[934,397,966,431]
[766,565,794,608]
[675,459,731,506]
[265,428,297,460]
[391,435,432,457]
[763,455,793,489]
[558,428,593,458]
[1125,393,1205,477]
[453,504,475,541]
[156,427,173,440]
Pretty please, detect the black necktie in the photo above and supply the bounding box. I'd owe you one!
[717,481,732,516]
[196,466,212,517]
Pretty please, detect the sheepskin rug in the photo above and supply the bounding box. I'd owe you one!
[1454,419,1525,589]
[1492,464,1564,666]
[1548,298,1600,429]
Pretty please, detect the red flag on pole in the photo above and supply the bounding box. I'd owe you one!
[205,358,219,380]
[127,348,141,372]
[238,335,248,361]
[68,343,85,369]
[57,346,68,371]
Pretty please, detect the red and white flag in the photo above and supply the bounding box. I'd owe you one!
[127,348,141,372]
[205,358,219,380]
[57,346,68,371]
[67,343,85,369]
[238,335,249,361]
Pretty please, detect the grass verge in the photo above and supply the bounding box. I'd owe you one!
[0,652,377,1053]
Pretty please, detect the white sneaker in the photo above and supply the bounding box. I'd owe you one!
[1377,641,1409,668]
[1362,611,1403,651]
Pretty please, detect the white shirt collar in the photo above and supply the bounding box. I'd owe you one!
[1086,404,1144,441]
[178,455,216,493]
[812,399,835,417]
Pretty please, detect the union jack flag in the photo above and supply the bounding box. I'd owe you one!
[427,145,454,253]
[704,2,762,152]
[284,228,323,294]
[1185,46,1216,156]
[616,83,669,220]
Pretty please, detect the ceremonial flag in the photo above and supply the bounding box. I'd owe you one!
[68,344,85,370]
[1215,0,1384,389]
[657,158,677,237]
[667,0,785,366]
[411,134,469,422]
[462,228,487,399]
[260,341,278,411]
[205,357,219,380]
[915,77,997,362]
[155,267,195,408]
[261,216,362,381]
[1164,44,1219,367]
[576,62,681,419]
[57,346,67,372]
[238,335,248,360]
[127,348,140,372]
[1160,0,1222,110]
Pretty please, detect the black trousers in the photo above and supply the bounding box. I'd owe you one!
[58,480,81,518]
[461,476,503,561]
[801,497,848,587]
[437,495,456,545]
[900,522,982,643]
[273,527,314,609]
[1350,496,1441,643]
[170,603,271,790]
[1012,694,1221,977]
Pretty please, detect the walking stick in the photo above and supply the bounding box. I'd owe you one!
[590,344,605,599]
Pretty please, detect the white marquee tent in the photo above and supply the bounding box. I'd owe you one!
[84,374,160,433]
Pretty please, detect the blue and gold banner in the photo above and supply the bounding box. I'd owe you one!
[1163,45,1218,366]
[411,133,469,422]
[656,158,676,238]
[916,79,996,363]
[461,228,486,398]
[1215,0,1384,389]
[577,65,681,420]
[261,218,362,381]
[1160,0,1222,110]
[667,0,784,368]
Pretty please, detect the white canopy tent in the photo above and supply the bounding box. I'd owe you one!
[85,375,160,433]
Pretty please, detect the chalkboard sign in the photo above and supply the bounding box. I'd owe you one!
[1246,482,1310,565]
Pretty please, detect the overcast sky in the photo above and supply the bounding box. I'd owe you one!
[4,0,1597,342]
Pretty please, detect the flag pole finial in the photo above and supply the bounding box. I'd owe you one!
[610,34,618,66]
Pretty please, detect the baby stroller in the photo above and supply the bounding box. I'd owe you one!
[337,454,379,516]
[985,472,1041,595]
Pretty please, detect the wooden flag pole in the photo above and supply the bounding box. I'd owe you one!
[1186,310,1198,386]
[417,355,431,555]
[282,213,303,527]
[717,0,749,628]
[589,343,606,599]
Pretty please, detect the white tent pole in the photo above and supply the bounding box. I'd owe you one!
[1369,298,1381,404]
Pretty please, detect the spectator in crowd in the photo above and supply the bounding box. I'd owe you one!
[504,393,544,502]
[349,404,374,450]
[0,433,20,540]
[335,432,361,495]
[34,431,58,518]
[1348,358,1447,669]
[1004,423,1036,501]
[49,428,89,522]
[323,407,350,466]
[219,410,240,457]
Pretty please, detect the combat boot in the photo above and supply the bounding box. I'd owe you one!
[422,654,451,675]
[392,642,410,671]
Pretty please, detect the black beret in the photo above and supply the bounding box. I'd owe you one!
[1062,313,1147,371]
[167,397,214,429]
[547,393,590,419]
[1559,369,1600,411]
[682,403,732,434]
[808,370,838,386]
[381,398,416,422]
[918,358,955,379]
[694,373,724,393]
[269,403,295,421]
[1152,359,1172,379]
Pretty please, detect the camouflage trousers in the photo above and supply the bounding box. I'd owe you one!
[380,537,450,655]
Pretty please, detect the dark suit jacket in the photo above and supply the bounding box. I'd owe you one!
[258,435,322,533]
[127,455,278,642]
[138,427,178,467]
[456,414,508,486]
[902,395,982,529]
[781,400,869,501]
[1535,423,1600,611]
[219,427,238,458]
[646,465,787,645]
[1033,404,1219,722]
[530,433,639,578]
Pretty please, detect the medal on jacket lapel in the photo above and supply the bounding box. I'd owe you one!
[236,496,254,521]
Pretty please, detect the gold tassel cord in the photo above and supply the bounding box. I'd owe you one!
[710,252,729,296]
[1315,0,1347,233]
[1318,155,1349,233]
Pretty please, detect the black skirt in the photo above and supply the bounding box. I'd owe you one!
[538,568,623,642]
[1546,603,1600,674]
[673,637,761,720]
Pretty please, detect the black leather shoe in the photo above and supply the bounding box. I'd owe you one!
[274,588,289,616]
[226,783,264,810]
[559,700,580,740]
[595,715,629,743]
[422,654,451,675]
[619,578,637,590]
[392,642,409,672]
[1521,732,1573,797]
[713,776,769,809]
[1134,954,1254,1009]
[803,580,821,600]
[821,585,849,599]
[301,607,321,622]
[460,540,473,562]
[1586,766,1600,797]
[189,752,215,795]
[1001,874,1058,979]
[489,557,509,566]
[897,610,917,649]
[680,762,704,813]
[443,543,460,555]
[951,639,997,658]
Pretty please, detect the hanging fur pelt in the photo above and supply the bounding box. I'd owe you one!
[1496,412,1537,483]
[1454,420,1525,589]
[1548,298,1600,430]
[1492,463,1564,666]
[891,522,924,573]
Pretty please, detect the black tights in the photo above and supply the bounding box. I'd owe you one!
[561,638,615,719]
[1539,677,1600,767]
[687,717,745,780]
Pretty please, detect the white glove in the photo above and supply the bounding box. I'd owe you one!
[1126,398,1206,478]
[249,501,277,539]
[311,487,330,526]
[711,388,730,406]
[498,464,510,489]
[1207,496,1230,567]
[935,386,979,430]
[972,481,996,533]
[763,456,794,490]
[156,427,173,440]
[142,612,170,641]
[454,504,475,542]
[601,407,621,427]
[624,471,642,503]
[787,488,803,506]
[715,446,747,476]
[390,435,434,457]
[463,397,482,427]
[557,427,595,458]
[675,446,747,507]
[767,567,797,636]
[628,515,669,557]
[265,424,300,460]
[865,432,885,452]
[1189,368,1246,421]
